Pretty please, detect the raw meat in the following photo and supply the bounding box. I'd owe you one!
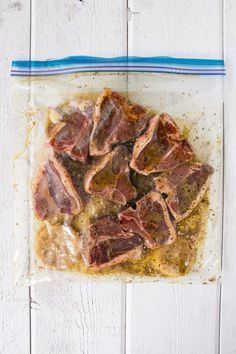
[84,145,137,205]
[32,157,83,220]
[130,113,193,175]
[84,216,143,269]
[32,169,59,220]
[155,162,214,221]
[90,88,149,156]
[119,191,176,249]
[49,101,93,163]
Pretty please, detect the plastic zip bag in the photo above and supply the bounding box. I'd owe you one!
[11,56,225,285]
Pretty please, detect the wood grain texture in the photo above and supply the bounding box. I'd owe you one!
[30,1,127,353]
[31,0,127,58]
[220,1,236,353]
[128,0,223,57]
[126,284,220,354]
[0,1,30,353]
[31,281,125,354]
[127,1,223,353]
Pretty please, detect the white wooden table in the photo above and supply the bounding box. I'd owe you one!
[1,1,235,353]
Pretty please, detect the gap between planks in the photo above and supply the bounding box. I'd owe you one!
[218,0,225,353]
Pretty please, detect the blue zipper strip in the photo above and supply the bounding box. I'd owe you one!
[11,56,225,76]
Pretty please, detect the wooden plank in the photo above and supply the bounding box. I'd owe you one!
[31,282,125,354]
[220,0,236,353]
[126,284,220,354]
[30,1,127,353]
[30,0,127,58]
[128,0,222,57]
[127,1,223,353]
[0,0,30,353]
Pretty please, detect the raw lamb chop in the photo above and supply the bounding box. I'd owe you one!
[48,101,93,163]
[32,169,59,220]
[84,145,137,205]
[32,157,83,220]
[154,162,214,221]
[84,216,143,269]
[119,191,176,249]
[89,88,149,156]
[130,113,193,175]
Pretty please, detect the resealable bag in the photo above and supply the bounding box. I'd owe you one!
[11,56,225,286]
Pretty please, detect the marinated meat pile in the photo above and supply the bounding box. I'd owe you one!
[32,88,214,276]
